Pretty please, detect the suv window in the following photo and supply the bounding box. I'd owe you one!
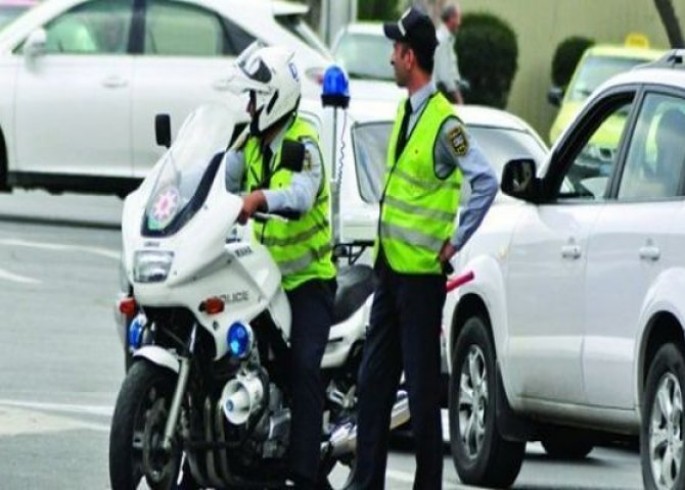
[618,93,685,200]
[43,0,133,54]
[144,0,227,56]
[556,97,634,201]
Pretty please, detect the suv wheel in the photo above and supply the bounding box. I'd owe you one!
[642,343,685,490]
[449,315,525,488]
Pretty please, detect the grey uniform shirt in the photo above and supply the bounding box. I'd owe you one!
[404,81,497,250]
[434,24,460,93]
[224,117,323,213]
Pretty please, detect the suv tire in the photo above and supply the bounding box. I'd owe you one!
[449,315,525,488]
[641,343,685,490]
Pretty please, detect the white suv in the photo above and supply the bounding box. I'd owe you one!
[445,50,685,490]
[0,0,330,196]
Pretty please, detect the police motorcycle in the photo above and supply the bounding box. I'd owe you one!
[108,85,412,488]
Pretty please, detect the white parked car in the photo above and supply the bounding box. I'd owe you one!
[445,50,685,489]
[330,22,403,102]
[0,0,331,196]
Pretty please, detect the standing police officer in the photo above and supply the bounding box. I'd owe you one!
[346,8,498,490]
[225,44,336,490]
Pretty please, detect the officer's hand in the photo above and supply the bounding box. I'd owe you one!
[238,191,266,224]
[439,241,458,264]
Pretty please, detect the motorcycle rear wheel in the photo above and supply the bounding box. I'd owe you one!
[109,359,185,490]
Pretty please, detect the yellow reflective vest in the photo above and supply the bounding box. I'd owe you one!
[376,93,462,274]
[244,117,335,290]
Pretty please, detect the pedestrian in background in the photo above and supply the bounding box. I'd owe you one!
[434,2,464,104]
[344,6,497,490]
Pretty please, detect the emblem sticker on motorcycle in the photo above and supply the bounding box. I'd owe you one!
[148,186,180,230]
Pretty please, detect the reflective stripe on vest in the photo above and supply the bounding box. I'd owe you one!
[244,117,335,290]
[376,93,462,274]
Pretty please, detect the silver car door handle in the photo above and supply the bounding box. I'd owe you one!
[561,244,581,260]
[212,78,232,91]
[102,76,128,88]
[639,245,661,262]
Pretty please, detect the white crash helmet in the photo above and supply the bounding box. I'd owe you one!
[229,42,301,136]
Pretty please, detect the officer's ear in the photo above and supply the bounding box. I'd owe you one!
[280,140,305,172]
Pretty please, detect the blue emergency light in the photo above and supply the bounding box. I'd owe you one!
[321,65,350,109]
[227,321,254,359]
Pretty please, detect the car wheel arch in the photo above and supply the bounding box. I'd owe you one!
[639,311,685,406]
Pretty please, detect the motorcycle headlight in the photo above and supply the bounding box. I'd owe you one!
[133,251,174,283]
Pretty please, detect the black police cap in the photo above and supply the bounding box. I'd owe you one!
[383,7,438,59]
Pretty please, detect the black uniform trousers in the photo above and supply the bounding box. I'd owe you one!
[285,277,336,487]
[351,254,446,489]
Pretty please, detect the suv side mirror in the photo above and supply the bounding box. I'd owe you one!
[501,158,539,202]
[155,114,171,148]
[24,29,47,59]
[547,86,564,107]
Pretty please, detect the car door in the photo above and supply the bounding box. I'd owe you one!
[14,0,134,178]
[583,90,685,408]
[506,90,636,405]
[130,0,255,178]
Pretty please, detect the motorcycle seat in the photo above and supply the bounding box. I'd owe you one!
[334,265,377,324]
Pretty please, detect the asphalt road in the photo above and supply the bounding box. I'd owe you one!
[0,190,643,489]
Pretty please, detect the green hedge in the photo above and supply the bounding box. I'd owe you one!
[552,36,595,88]
[357,0,399,21]
[456,13,518,108]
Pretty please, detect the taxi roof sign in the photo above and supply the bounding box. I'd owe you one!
[625,33,650,49]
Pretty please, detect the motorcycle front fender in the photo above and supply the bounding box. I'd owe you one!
[133,346,180,374]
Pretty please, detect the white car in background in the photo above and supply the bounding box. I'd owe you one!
[330,22,403,102]
[0,0,331,196]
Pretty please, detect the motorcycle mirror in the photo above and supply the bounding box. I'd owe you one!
[155,114,172,148]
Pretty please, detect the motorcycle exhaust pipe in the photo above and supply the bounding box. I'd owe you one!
[324,390,410,458]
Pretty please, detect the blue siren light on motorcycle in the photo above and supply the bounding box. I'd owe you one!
[128,316,145,352]
[227,322,254,359]
[321,65,350,109]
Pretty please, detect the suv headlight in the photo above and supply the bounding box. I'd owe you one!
[133,251,174,283]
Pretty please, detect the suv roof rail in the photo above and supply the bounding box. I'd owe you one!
[636,49,685,70]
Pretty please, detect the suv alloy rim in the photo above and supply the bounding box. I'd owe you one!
[458,345,488,459]
[650,372,683,489]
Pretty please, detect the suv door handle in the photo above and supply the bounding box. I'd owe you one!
[212,78,231,91]
[639,245,661,262]
[561,244,581,260]
[102,76,128,89]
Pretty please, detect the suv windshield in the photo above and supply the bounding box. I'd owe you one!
[275,14,330,58]
[0,6,29,30]
[143,104,236,237]
[567,55,647,102]
[333,32,394,81]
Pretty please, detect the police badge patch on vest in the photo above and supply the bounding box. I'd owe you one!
[447,125,469,156]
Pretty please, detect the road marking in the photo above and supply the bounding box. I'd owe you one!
[0,406,110,436]
[0,238,120,260]
[0,267,41,284]
[0,399,113,417]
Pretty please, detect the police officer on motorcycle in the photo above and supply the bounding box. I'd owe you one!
[224,44,336,490]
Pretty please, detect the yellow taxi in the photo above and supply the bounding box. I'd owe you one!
[548,34,664,145]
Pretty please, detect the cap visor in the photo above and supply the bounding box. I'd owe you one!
[383,22,403,41]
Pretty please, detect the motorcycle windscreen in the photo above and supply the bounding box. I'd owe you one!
[142,104,238,237]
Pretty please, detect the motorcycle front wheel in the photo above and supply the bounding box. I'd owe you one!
[109,360,185,490]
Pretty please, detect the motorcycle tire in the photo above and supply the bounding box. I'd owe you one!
[109,359,183,490]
